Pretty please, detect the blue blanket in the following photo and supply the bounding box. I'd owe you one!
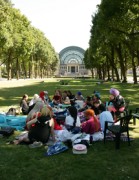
[0,114,27,130]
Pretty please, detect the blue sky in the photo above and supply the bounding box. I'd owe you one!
[11,0,101,52]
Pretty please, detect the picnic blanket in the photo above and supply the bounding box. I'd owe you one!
[0,114,27,130]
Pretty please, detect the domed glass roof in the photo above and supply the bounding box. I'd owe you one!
[59,46,85,65]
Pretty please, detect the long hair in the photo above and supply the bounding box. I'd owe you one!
[84,109,100,130]
[41,106,53,117]
[20,94,28,106]
[84,109,98,122]
[26,101,44,122]
[68,106,77,127]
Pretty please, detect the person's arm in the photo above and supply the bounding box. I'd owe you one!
[22,100,29,108]
[26,117,37,130]
[49,118,56,142]
[81,121,90,133]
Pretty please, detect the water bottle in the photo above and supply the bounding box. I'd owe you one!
[90,135,93,144]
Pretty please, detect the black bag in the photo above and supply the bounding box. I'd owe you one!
[55,115,66,125]
[0,127,15,137]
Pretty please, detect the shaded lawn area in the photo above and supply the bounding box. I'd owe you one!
[0,78,139,110]
[0,78,139,179]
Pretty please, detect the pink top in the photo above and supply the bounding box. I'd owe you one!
[81,117,101,134]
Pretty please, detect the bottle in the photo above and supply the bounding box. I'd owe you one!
[90,135,93,144]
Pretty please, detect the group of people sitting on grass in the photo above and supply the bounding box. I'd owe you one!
[12,88,125,147]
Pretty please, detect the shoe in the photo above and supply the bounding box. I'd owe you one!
[6,141,14,145]
[29,141,43,148]
[45,140,54,146]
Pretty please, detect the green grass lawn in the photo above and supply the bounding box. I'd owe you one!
[0,78,139,180]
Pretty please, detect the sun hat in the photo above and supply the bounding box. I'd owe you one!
[109,88,120,97]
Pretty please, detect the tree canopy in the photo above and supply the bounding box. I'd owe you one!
[0,0,58,79]
[84,0,139,83]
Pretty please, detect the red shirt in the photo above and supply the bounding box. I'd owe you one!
[53,95,61,103]
[81,117,100,134]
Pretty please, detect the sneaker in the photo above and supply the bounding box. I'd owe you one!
[45,140,55,146]
[29,141,43,148]
[6,140,14,145]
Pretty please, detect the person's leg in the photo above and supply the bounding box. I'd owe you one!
[13,132,30,145]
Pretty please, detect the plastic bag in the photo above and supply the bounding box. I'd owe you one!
[45,141,68,156]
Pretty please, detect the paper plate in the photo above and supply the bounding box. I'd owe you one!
[73,144,87,151]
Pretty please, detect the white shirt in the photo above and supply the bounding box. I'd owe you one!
[99,111,114,131]
[65,115,81,127]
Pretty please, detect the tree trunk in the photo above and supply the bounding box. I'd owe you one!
[7,51,12,80]
[109,46,120,81]
[90,68,94,78]
[115,43,127,83]
[16,58,19,80]
[132,56,137,84]
[106,58,111,81]
[0,63,2,78]
[29,56,34,79]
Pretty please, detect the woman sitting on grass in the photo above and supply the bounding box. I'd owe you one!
[25,100,44,129]
[81,109,101,134]
[51,90,62,106]
[61,91,71,105]
[65,106,81,134]
[13,106,56,145]
[20,94,29,115]
[28,94,39,113]
[98,104,114,132]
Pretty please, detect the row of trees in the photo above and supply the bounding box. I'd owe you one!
[84,0,139,83]
[0,0,58,80]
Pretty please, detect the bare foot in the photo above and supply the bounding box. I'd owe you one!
[13,140,20,145]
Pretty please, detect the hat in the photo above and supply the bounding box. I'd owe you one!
[94,93,100,99]
[44,91,48,94]
[77,91,82,96]
[39,91,45,101]
[109,88,119,97]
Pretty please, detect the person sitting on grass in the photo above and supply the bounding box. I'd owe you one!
[20,94,29,115]
[67,90,75,100]
[51,90,62,106]
[91,101,102,116]
[75,91,85,101]
[92,92,101,104]
[65,106,81,134]
[61,91,71,105]
[25,100,44,129]
[81,109,101,134]
[98,104,114,132]
[12,106,56,145]
[28,94,39,113]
